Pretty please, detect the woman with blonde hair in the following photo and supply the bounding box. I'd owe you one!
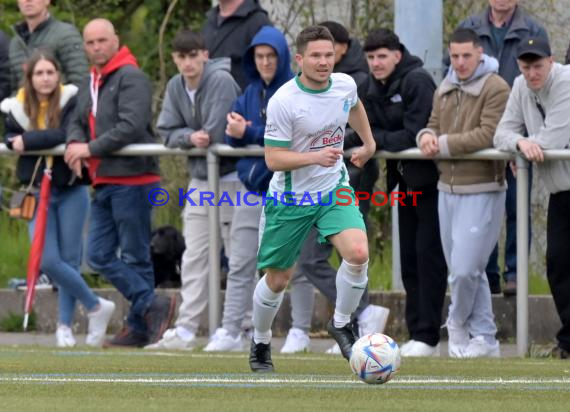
[1,50,115,347]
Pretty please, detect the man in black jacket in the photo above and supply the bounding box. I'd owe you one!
[64,18,174,348]
[0,30,10,102]
[202,0,271,89]
[360,28,447,357]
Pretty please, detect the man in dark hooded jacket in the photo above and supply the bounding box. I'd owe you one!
[203,0,272,89]
[0,30,10,102]
[360,28,447,357]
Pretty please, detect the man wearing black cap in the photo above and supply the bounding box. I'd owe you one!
[494,36,570,359]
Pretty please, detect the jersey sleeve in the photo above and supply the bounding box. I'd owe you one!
[264,97,292,147]
[348,76,358,108]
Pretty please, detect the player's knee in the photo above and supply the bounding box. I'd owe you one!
[265,270,292,293]
[344,244,369,266]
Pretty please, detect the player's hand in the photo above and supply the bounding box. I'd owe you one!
[226,112,251,138]
[314,147,343,167]
[517,139,544,162]
[419,133,439,158]
[190,130,210,148]
[350,142,375,168]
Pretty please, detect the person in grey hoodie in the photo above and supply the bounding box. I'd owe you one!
[418,28,510,359]
[494,37,570,359]
[150,30,241,350]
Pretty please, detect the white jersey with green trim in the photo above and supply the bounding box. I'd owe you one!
[264,72,358,203]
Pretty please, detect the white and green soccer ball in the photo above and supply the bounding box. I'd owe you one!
[349,333,401,385]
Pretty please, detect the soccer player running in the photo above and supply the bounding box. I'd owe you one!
[249,26,376,372]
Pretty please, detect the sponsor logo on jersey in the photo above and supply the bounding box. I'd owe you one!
[309,126,344,150]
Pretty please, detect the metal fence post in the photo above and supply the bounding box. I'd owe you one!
[207,149,221,336]
[516,154,530,356]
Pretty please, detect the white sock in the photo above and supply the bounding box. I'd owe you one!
[334,259,368,328]
[252,275,284,344]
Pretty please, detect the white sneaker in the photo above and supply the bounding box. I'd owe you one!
[204,328,244,352]
[460,336,500,358]
[446,319,470,358]
[86,297,116,347]
[280,328,310,354]
[56,324,76,348]
[399,340,415,356]
[401,340,440,357]
[325,343,341,355]
[358,305,390,336]
[144,327,196,350]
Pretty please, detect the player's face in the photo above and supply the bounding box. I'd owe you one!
[254,45,278,85]
[172,50,208,83]
[518,56,553,91]
[295,39,335,88]
[366,48,401,83]
[31,58,60,99]
[449,41,483,81]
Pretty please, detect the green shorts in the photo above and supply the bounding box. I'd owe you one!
[257,185,366,270]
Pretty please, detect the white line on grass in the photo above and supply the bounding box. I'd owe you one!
[2,375,570,386]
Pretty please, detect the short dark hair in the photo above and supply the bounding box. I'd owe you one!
[296,25,334,55]
[172,29,205,53]
[449,28,481,47]
[363,28,401,52]
[318,21,350,44]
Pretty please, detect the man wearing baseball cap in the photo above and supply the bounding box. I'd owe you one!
[495,36,570,359]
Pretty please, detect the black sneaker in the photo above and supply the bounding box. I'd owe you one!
[145,294,176,344]
[103,327,149,348]
[503,280,517,297]
[551,345,570,359]
[327,318,357,360]
[249,339,274,372]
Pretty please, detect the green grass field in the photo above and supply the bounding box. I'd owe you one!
[1,346,569,411]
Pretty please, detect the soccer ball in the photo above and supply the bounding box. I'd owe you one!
[349,333,401,384]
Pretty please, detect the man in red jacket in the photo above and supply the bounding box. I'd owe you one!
[65,18,174,348]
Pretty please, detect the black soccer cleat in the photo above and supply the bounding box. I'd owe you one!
[249,339,274,373]
[327,318,357,361]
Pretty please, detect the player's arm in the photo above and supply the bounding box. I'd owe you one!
[265,146,343,172]
[347,99,376,168]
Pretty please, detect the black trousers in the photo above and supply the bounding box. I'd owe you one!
[546,191,570,351]
[398,182,448,346]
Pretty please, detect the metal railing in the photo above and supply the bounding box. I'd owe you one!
[3,142,565,356]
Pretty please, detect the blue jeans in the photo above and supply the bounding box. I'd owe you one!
[486,165,532,283]
[86,183,157,333]
[29,185,98,326]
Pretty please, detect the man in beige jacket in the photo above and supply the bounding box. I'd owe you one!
[418,28,510,358]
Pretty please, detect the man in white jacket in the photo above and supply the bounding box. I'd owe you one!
[494,36,570,359]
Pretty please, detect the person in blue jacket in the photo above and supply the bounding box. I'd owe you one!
[204,25,293,351]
